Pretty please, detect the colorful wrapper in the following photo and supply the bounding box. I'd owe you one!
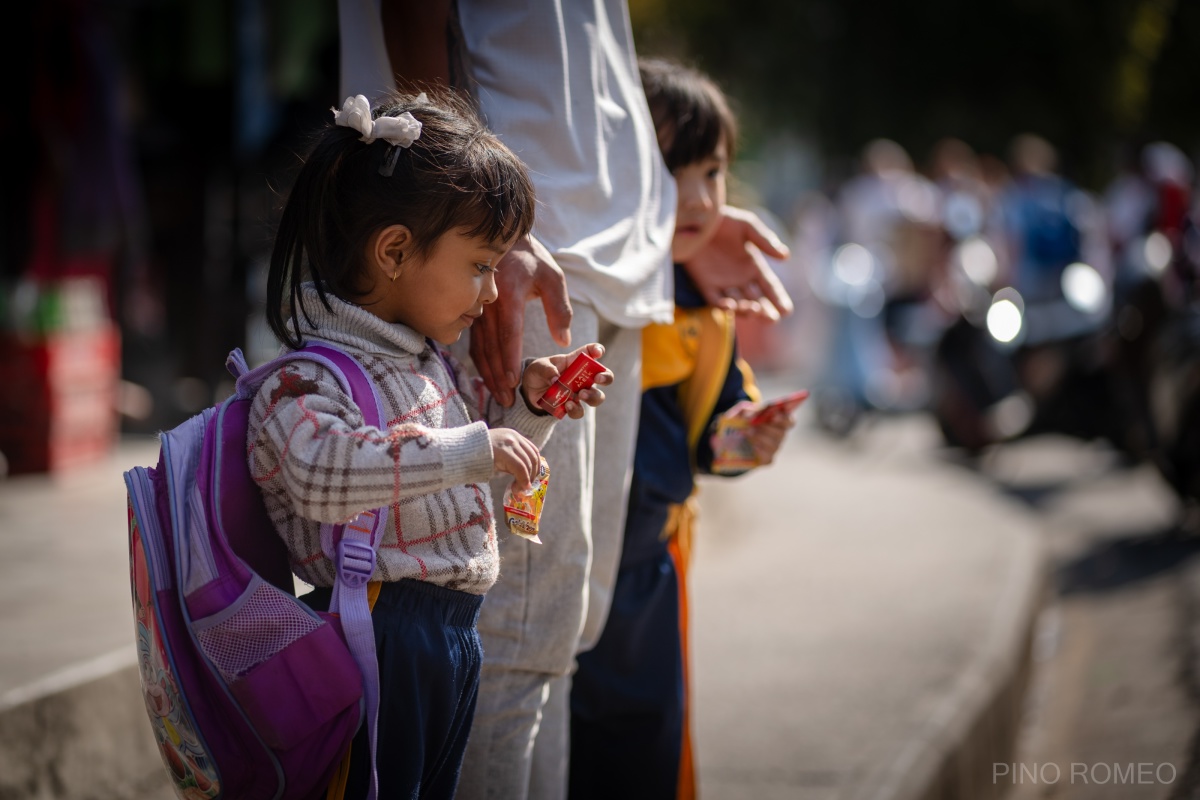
[710,415,757,475]
[503,456,551,542]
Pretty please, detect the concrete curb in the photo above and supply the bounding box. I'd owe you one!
[847,525,1048,800]
[0,664,169,800]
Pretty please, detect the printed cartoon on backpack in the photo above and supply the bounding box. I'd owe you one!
[130,501,220,798]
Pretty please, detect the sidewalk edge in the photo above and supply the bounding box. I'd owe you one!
[846,527,1049,800]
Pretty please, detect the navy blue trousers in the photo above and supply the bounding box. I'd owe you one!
[569,549,684,799]
[308,579,483,800]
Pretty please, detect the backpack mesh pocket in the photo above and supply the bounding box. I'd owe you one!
[195,581,323,682]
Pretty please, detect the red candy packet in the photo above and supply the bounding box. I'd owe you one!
[537,353,605,418]
[749,389,810,425]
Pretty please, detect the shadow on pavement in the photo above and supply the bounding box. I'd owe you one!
[1055,527,1200,596]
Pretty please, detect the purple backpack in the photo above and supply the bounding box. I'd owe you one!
[125,344,386,800]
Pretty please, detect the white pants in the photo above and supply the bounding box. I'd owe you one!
[454,300,643,799]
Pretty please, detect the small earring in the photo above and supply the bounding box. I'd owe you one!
[391,270,400,282]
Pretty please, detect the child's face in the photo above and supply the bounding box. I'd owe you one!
[382,228,514,345]
[671,140,728,264]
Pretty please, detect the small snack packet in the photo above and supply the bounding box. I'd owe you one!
[504,456,551,543]
[537,353,606,418]
[711,391,807,475]
[710,414,757,476]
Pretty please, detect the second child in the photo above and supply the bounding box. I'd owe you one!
[568,58,797,799]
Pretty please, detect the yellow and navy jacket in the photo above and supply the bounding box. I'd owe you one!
[621,265,760,568]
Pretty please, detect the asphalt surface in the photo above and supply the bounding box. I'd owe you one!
[0,389,1050,799]
[982,436,1200,800]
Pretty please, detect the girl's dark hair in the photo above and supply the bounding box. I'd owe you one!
[267,89,536,349]
[638,57,738,173]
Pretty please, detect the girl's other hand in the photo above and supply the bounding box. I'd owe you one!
[522,343,613,419]
[489,428,541,489]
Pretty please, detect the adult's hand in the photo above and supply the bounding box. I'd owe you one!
[681,205,795,322]
[470,234,573,406]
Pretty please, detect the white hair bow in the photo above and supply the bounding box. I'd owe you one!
[332,94,422,148]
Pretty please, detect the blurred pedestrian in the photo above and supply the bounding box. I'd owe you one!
[811,139,939,426]
[929,137,992,244]
[1141,141,1195,303]
[995,133,1106,301]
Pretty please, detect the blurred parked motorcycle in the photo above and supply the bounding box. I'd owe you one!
[930,239,1129,455]
[928,135,1155,458]
[931,140,1200,522]
[1103,142,1200,512]
[1149,296,1200,510]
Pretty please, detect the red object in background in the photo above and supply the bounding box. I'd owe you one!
[0,323,120,475]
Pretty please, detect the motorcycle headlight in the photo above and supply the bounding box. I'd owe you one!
[1061,262,1109,315]
[987,289,1024,344]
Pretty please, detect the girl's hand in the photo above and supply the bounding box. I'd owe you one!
[489,428,542,489]
[521,343,613,420]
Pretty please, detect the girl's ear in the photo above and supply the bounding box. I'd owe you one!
[371,224,413,282]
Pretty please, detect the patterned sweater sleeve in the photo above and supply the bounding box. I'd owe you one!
[439,346,558,448]
[248,359,495,524]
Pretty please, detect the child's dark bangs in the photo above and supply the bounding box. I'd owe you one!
[663,106,723,172]
[461,153,534,245]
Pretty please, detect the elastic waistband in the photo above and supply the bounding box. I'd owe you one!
[373,579,484,627]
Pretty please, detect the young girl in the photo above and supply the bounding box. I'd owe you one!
[247,90,610,799]
[568,59,795,799]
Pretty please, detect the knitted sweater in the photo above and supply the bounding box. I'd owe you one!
[247,285,557,595]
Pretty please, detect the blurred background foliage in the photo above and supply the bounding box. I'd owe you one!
[630,0,1199,194]
[6,0,1199,438]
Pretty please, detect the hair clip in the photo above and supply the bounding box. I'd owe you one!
[380,145,403,177]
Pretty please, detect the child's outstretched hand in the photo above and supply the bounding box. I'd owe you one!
[746,411,795,466]
[522,343,613,420]
[722,400,797,466]
[489,428,542,490]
